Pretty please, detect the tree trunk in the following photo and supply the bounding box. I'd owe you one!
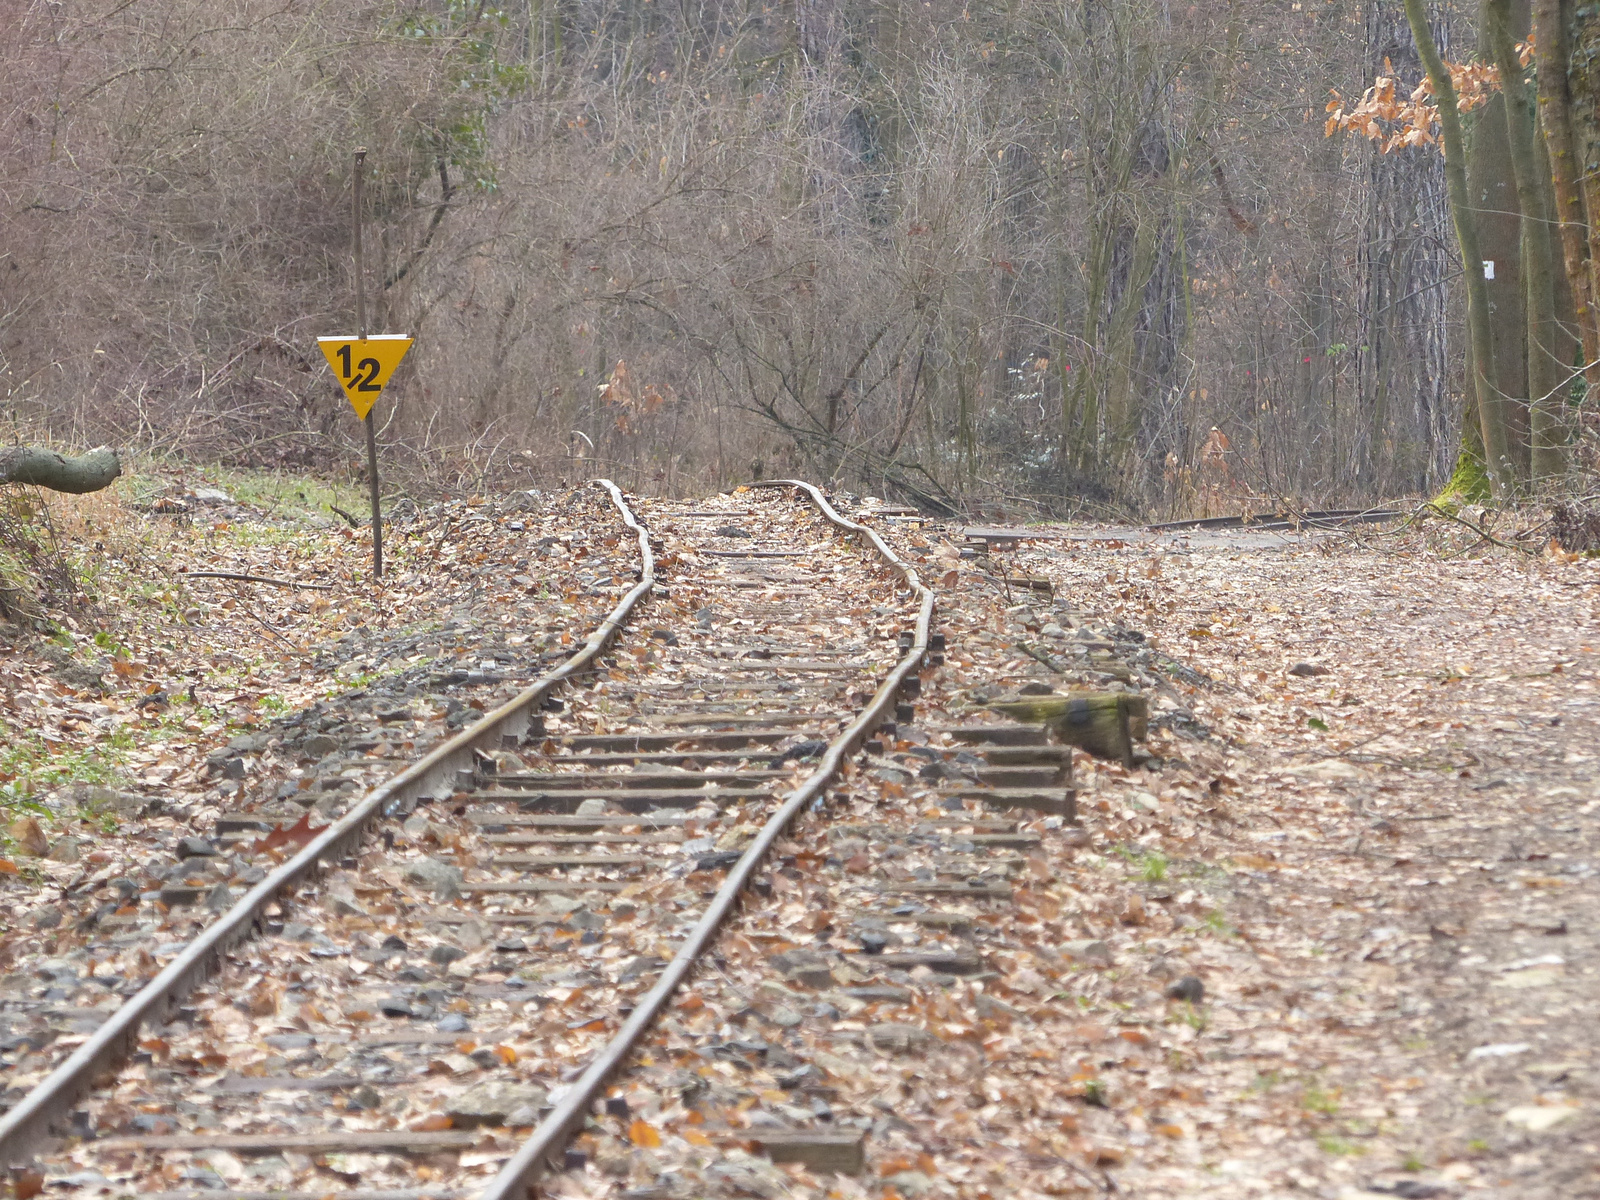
[1487,0,1567,483]
[0,446,122,494]
[1404,0,1516,496]
[1531,0,1599,382]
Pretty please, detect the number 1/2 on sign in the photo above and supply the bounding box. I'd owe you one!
[316,335,413,421]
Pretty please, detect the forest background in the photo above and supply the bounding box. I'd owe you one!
[4,0,1596,518]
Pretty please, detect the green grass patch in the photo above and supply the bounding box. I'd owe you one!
[1317,1135,1363,1156]
[205,468,373,523]
[1302,1085,1340,1116]
[0,717,130,812]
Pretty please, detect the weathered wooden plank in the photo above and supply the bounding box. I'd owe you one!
[881,883,1013,899]
[558,730,794,751]
[461,880,628,894]
[472,786,767,812]
[481,832,682,846]
[950,787,1075,818]
[848,949,984,974]
[206,1073,361,1094]
[463,812,690,829]
[488,854,649,870]
[143,1191,466,1200]
[982,692,1148,765]
[754,1130,865,1174]
[492,769,788,789]
[93,1130,480,1154]
[931,724,1050,747]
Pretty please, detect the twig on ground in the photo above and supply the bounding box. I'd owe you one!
[179,570,333,591]
[329,504,364,528]
[1015,641,1066,675]
[238,603,301,652]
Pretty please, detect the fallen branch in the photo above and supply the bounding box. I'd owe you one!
[1424,502,1540,556]
[0,445,121,494]
[179,570,333,591]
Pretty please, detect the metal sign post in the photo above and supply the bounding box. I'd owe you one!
[318,151,411,582]
[353,147,383,580]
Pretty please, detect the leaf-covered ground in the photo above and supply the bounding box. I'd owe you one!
[3,483,1598,1200]
[861,517,1600,1199]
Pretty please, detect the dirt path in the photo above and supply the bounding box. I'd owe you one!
[1011,527,1600,1198]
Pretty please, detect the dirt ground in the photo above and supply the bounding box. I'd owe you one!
[997,522,1600,1198]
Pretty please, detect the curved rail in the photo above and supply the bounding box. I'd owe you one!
[477,479,936,1199]
[1145,506,1400,532]
[0,480,656,1166]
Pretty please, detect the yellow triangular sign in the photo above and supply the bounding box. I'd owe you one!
[317,335,413,420]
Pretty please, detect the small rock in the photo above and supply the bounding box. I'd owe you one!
[205,882,236,913]
[1287,661,1331,677]
[863,1023,933,1053]
[884,1170,934,1196]
[446,1081,548,1129]
[975,993,1023,1021]
[576,798,609,817]
[47,837,81,864]
[770,949,833,989]
[436,1013,471,1033]
[405,858,463,901]
[429,944,466,966]
[505,1102,542,1127]
[1061,939,1113,968]
[1165,975,1204,1004]
[177,837,219,859]
[714,525,752,538]
[33,908,62,930]
[304,733,339,756]
[8,817,48,857]
[619,955,664,981]
[324,887,367,918]
[1040,623,1068,639]
[768,1005,804,1028]
[263,1033,315,1051]
[347,1084,382,1111]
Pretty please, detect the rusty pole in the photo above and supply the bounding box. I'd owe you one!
[353,147,382,580]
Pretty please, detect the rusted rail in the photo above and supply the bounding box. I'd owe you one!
[0,480,655,1167]
[477,480,934,1198]
[1,480,958,1200]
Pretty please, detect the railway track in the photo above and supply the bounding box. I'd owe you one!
[0,480,1084,1199]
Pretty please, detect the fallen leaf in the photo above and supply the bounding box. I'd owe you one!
[629,1118,662,1148]
[411,1114,454,1131]
[7,817,47,857]
[1504,1104,1578,1131]
[251,813,328,854]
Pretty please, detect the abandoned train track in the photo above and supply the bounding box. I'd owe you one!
[0,479,1072,1200]
[0,481,1097,1199]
